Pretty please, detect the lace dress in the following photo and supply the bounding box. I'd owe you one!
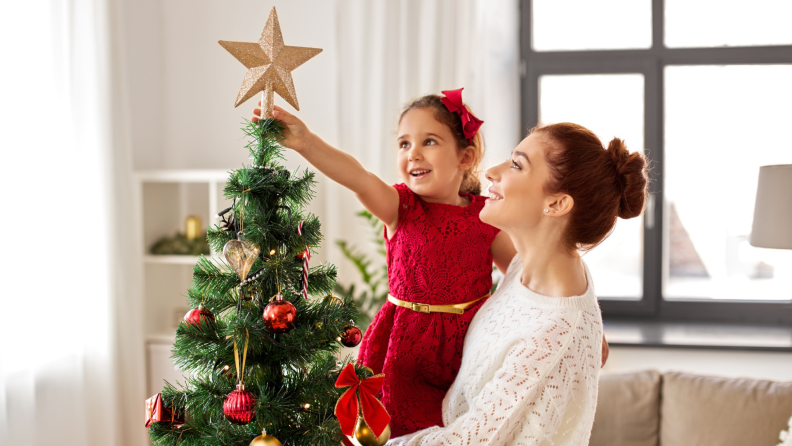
[387,254,603,446]
[357,183,500,437]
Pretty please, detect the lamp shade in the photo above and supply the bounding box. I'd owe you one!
[750,164,792,249]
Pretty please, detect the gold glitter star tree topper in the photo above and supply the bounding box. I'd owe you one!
[219,7,322,118]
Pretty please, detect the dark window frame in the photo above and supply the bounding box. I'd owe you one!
[519,0,792,325]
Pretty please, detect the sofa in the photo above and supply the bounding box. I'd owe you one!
[589,371,792,446]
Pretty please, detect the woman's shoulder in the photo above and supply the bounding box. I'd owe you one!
[499,255,599,310]
[479,256,601,351]
[498,253,523,285]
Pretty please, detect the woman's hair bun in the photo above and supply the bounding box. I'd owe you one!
[607,138,648,219]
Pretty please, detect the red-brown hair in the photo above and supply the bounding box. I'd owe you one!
[400,95,484,195]
[532,123,648,252]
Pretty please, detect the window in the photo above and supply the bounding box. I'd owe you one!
[520,0,792,324]
[539,74,645,299]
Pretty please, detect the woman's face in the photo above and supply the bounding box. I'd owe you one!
[480,133,554,232]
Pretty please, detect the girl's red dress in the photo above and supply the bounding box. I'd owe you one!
[357,183,500,437]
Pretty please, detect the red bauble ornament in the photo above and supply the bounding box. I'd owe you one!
[339,325,362,347]
[262,294,297,333]
[184,303,215,326]
[223,383,256,424]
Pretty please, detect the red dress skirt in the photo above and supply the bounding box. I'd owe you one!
[357,183,499,437]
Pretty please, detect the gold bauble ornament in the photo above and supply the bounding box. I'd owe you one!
[354,417,390,446]
[249,430,282,446]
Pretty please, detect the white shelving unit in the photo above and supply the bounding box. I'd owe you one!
[133,170,233,406]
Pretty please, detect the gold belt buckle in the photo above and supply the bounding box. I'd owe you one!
[410,302,430,313]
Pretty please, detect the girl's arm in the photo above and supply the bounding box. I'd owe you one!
[490,232,517,273]
[261,105,399,229]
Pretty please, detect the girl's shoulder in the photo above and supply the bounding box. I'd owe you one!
[393,184,485,211]
[393,183,416,203]
[466,193,489,211]
[464,193,500,234]
[393,183,418,217]
[393,183,412,194]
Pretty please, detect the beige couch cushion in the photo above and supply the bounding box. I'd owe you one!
[660,371,792,446]
[590,370,661,446]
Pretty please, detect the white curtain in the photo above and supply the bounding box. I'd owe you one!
[0,1,519,443]
[326,0,521,286]
[0,1,144,445]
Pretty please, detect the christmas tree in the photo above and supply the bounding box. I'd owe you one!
[145,8,388,446]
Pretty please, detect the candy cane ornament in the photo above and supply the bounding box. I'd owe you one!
[297,221,310,299]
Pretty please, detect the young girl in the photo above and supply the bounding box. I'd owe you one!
[254,89,516,437]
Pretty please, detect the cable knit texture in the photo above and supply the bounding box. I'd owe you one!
[387,254,603,446]
[358,183,500,437]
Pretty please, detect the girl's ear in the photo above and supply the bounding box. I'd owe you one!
[458,146,475,171]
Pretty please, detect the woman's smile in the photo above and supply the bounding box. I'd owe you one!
[486,187,503,201]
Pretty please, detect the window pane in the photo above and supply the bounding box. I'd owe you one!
[532,0,651,51]
[665,65,792,301]
[539,74,645,299]
[666,0,792,48]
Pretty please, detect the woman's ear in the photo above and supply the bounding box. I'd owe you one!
[458,146,476,171]
[545,194,574,217]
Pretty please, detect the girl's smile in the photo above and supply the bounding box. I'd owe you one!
[409,168,432,179]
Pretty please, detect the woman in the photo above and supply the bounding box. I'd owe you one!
[387,122,648,446]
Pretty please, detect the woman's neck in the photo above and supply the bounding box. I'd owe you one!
[511,230,587,298]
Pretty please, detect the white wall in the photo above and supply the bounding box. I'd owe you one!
[122,0,339,170]
[602,346,792,382]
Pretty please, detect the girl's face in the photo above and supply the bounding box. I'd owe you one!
[480,133,554,231]
[396,108,470,201]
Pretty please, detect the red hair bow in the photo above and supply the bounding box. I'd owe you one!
[441,88,483,142]
[334,363,390,438]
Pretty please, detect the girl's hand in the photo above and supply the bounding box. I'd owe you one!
[252,103,314,153]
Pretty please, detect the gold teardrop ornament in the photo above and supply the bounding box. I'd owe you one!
[223,238,260,280]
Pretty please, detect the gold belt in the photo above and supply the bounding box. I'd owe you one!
[387,292,491,315]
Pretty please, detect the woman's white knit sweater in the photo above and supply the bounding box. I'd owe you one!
[387,254,603,446]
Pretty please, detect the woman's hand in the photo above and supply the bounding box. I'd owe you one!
[252,103,314,153]
[601,334,609,368]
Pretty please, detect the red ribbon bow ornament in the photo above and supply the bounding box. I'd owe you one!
[440,88,483,142]
[334,363,390,438]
